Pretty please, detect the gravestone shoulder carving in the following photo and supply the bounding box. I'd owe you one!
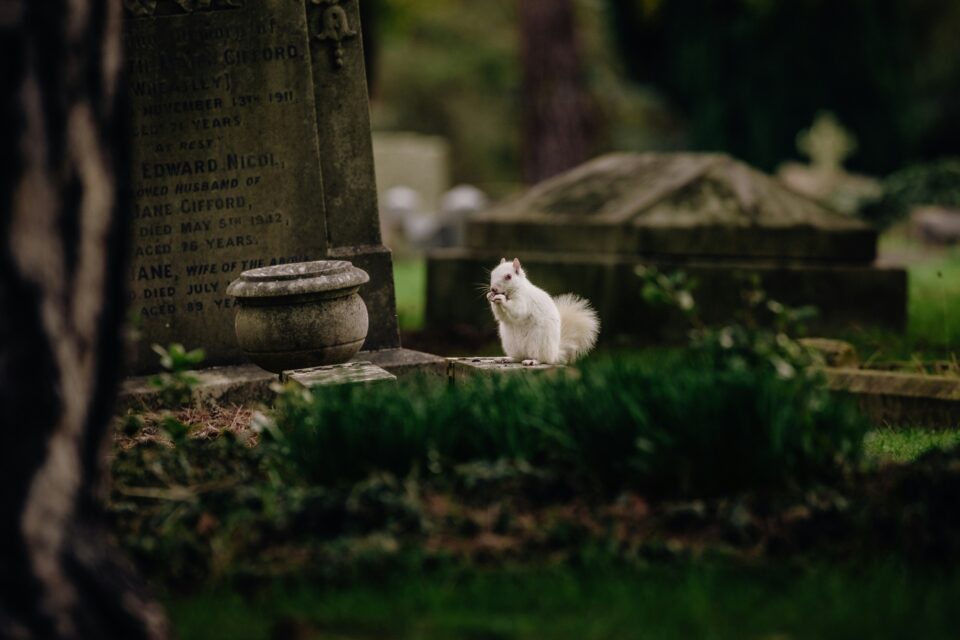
[310,0,358,69]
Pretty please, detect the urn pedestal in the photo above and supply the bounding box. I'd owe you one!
[226,260,370,374]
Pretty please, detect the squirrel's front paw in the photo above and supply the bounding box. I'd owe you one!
[491,294,507,305]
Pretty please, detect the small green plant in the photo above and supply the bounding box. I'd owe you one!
[637,265,697,317]
[148,343,206,407]
[637,266,821,380]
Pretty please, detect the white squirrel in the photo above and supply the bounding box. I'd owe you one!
[486,258,600,365]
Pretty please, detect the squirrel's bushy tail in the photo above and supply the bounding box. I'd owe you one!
[554,294,600,364]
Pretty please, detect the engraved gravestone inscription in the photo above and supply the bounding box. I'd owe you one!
[124,0,330,371]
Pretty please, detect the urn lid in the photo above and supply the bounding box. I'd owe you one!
[226,260,370,299]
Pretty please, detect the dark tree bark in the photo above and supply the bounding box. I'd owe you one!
[518,0,597,184]
[0,2,168,638]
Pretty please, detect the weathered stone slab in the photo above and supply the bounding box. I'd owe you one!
[356,348,448,380]
[116,348,439,412]
[124,0,401,373]
[282,361,396,389]
[373,132,451,214]
[117,364,276,413]
[824,368,960,429]
[447,357,566,383]
[798,338,860,368]
[467,153,877,262]
[428,153,906,339]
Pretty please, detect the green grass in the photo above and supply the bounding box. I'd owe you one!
[840,250,960,362]
[907,253,960,353]
[167,560,960,640]
[394,258,426,331]
[863,428,960,465]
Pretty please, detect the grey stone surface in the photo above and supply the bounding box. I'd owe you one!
[117,364,276,413]
[467,153,876,261]
[356,348,448,380]
[373,132,450,215]
[116,348,441,411]
[227,261,371,373]
[227,260,369,298]
[427,153,907,337]
[282,361,396,388]
[124,0,400,373]
[307,1,400,353]
[911,206,960,245]
[824,368,960,429]
[447,357,567,383]
[799,338,860,368]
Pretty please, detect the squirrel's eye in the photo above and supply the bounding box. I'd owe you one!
[505,274,512,280]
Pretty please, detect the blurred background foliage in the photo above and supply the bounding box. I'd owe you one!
[366,0,960,190]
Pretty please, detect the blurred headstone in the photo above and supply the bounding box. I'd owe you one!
[437,185,490,247]
[380,186,423,250]
[427,153,906,338]
[777,112,882,215]
[373,131,451,215]
[911,206,960,245]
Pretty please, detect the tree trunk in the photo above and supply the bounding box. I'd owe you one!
[518,0,596,184]
[0,2,168,638]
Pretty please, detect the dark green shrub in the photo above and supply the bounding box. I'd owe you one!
[861,158,960,229]
[270,356,867,497]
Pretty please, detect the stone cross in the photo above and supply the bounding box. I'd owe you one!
[796,111,857,173]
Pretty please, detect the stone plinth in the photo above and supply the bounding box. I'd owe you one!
[282,362,396,389]
[447,357,566,383]
[117,364,276,414]
[117,351,445,411]
[825,368,960,429]
[427,153,906,338]
[360,348,448,380]
[799,338,860,368]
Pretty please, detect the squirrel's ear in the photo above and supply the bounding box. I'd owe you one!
[513,258,522,274]
[500,258,506,265]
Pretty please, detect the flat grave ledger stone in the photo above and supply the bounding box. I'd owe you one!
[446,357,567,383]
[124,0,400,373]
[281,362,397,389]
[427,153,907,338]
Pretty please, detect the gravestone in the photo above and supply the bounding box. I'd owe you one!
[373,131,451,215]
[777,112,881,215]
[123,0,410,373]
[281,362,397,389]
[427,153,907,338]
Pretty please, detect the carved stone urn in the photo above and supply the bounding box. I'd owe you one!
[226,260,370,373]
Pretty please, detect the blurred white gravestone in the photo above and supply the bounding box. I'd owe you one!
[777,111,881,215]
[373,131,451,215]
